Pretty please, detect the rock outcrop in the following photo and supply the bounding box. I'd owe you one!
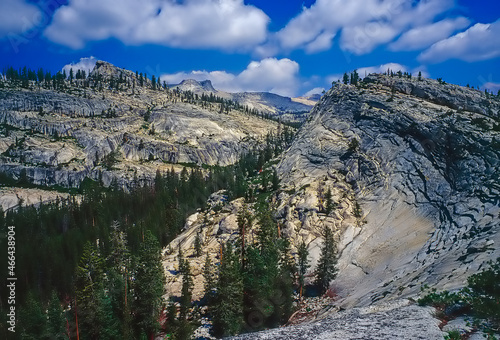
[230,300,444,340]
[277,74,499,307]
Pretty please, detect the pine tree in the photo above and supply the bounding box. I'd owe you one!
[325,188,336,215]
[107,222,133,339]
[272,168,279,191]
[194,231,203,257]
[297,241,310,299]
[74,241,105,339]
[237,205,253,268]
[314,226,337,294]
[242,208,281,330]
[46,291,66,339]
[275,239,295,324]
[203,253,216,304]
[350,69,359,86]
[133,230,165,338]
[178,258,194,340]
[19,292,47,339]
[343,73,349,85]
[212,243,244,337]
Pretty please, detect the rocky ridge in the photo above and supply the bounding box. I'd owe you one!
[171,78,314,122]
[0,61,279,189]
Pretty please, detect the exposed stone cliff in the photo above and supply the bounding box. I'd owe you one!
[277,74,499,307]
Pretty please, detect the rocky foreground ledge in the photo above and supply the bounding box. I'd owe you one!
[229,300,443,340]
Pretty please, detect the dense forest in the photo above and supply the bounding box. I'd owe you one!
[0,127,305,339]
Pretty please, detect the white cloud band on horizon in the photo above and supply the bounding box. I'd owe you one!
[161,58,300,98]
[44,0,269,51]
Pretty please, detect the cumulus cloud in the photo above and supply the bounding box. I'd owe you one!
[419,20,500,63]
[390,17,470,51]
[161,58,300,97]
[268,0,455,55]
[0,0,42,38]
[44,0,269,50]
[62,56,97,75]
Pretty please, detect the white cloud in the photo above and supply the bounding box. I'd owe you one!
[0,0,42,38]
[305,31,335,54]
[268,0,455,55]
[357,62,408,77]
[44,0,269,50]
[62,56,97,76]
[161,58,300,97]
[419,20,500,63]
[340,23,400,55]
[303,87,325,97]
[390,17,470,51]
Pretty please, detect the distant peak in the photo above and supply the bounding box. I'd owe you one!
[177,79,216,92]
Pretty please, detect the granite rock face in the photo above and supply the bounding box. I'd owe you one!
[277,74,499,307]
[230,300,444,340]
[0,61,278,189]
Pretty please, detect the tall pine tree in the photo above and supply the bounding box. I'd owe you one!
[297,241,310,299]
[212,243,243,337]
[74,241,105,339]
[314,226,337,294]
[133,230,165,339]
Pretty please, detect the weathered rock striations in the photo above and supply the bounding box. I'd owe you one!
[277,74,499,307]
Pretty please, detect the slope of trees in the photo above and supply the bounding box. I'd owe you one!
[0,127,296,339]
[204,198,338,337]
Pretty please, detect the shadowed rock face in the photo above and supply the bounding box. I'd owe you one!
[277,74,499,307]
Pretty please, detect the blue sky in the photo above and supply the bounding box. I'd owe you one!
[0,0,499,97]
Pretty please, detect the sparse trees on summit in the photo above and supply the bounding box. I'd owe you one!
[343,72,349,85]
[341,70,360,85]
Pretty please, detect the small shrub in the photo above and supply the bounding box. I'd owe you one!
[348,138,360,153]
[419,258,500,335]
[444,330,461,340]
